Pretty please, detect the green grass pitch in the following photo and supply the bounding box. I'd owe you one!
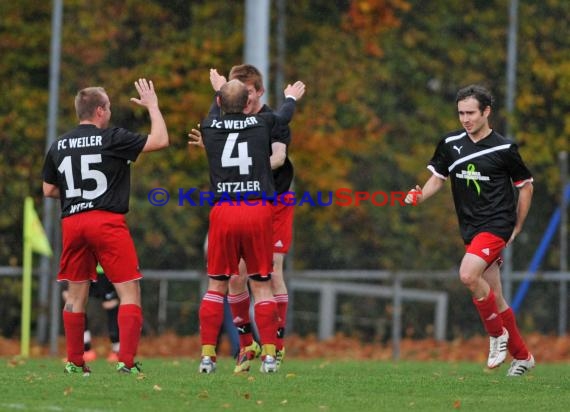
[1,357,569,411]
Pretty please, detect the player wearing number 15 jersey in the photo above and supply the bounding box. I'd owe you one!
[42,79,169,375]
[197,79,290,373]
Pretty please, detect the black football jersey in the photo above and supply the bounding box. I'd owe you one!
[428,129,533,243]
[201,112,290,201]
[42,124,147,217]
[259,103,295,194]
[207,98,296,194]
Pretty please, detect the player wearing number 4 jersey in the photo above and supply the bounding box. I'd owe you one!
[42,79,169,375]
[197,65,304,373]
[405,84,535,376]
[197,79,293,374]
[190,66,305,373]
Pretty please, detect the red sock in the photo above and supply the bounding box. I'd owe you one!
[199,291,225,346]
[63,311,85,366]
[228,291,253,347]
[117,304,143,368]
[254,300,278,346]
[274,294,288,350]
[500,307,530,359]
[472,289,504,337]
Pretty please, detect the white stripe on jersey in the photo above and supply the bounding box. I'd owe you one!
[514,178,534,188]
[427,165,448,180]
[444,132,466,143]
[448,143,512,173]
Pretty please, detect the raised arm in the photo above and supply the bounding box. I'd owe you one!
[130,78,169,153]
[268,82,305,167]
[188,69,229,150]
[210,68,227,92]
[204,69,228,117]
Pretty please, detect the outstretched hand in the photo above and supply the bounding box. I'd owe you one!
[188,126,204,149]
[130,78,159,109]
[284,81,306,101]
[210,69,227,92]
[405,185,423,205]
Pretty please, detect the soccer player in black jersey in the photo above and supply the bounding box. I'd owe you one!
[197,79,293,374]
[42,79,169,375]
[189,65,305,373]
[216,65,303,372]
[405,85,535,377]
[222,65,303,371]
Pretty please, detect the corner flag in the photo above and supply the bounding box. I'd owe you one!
[24,197,53,257]
[21,196,53,357]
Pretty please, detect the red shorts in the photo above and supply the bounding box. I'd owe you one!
[207,202,273,277]
[273,193,295,254]
[465,232,506,265]
[59,210,142,284]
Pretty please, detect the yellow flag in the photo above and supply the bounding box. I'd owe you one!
[24,196,53,257]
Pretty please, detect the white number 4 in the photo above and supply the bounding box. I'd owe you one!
[221,132,252,175]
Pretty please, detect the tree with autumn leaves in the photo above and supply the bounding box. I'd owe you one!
[0,1,568,282]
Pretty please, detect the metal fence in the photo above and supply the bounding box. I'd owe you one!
[2,266,570,359]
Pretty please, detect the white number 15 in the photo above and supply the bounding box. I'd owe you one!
[58,154,108,200]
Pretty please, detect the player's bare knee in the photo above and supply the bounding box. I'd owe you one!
[459,271,479,290]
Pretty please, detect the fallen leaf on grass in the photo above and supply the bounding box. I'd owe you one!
[25,373,39,383]
[7,358,25,368]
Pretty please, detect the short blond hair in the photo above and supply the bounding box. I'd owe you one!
[74,87,107,120]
